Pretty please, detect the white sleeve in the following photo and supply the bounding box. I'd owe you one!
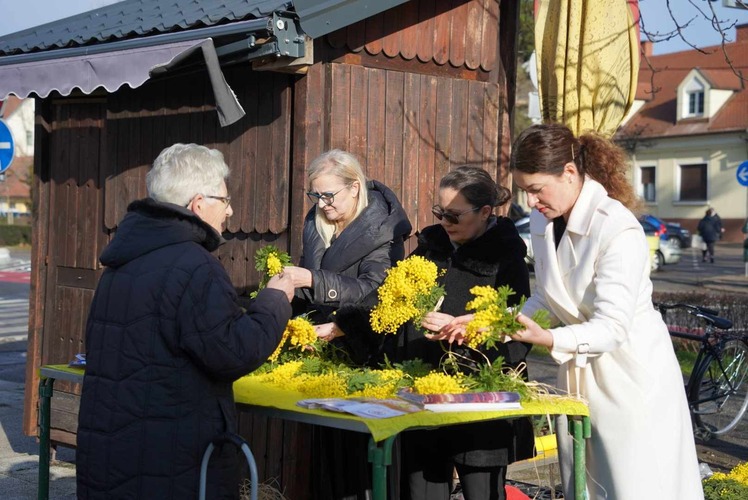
[550,227,648,359]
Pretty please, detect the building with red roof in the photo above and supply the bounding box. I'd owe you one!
[616,24,748,242]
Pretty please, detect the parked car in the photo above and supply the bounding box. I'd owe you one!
[508,202,529,222]
[645,233,662,272]
[514,216,533,267]
[664,222,691,249]
[641,219,681,267]
[639,214,668,242]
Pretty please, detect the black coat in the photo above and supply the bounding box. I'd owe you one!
[698,215,721,243]
[296,179,412,321]
[401,219,532,369]
[337,218,535,468]
[77,198,291,500]
[337,217,532,369]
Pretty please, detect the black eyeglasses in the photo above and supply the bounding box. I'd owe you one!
[306,187,347,206]
[431,205,480,224]
[206,195,231,207]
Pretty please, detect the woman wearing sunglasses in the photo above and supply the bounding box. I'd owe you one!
[281,149,411,500]
[335,166,534,500]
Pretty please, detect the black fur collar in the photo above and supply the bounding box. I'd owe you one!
[416,217,526,276]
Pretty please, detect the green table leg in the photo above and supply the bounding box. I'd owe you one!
[569,416,592,500]
[38,377,54,500]
[367,436,395,500]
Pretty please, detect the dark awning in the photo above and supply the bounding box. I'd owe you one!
[0,38,201,99]
[0,18,277,126]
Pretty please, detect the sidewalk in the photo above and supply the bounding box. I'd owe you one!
[0,366,76,499]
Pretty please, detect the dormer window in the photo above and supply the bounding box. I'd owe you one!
[688,90,704,115]
[684,78,705,117]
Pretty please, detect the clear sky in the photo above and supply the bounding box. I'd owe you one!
[0,0,746,54]
[0,0,120,37]
[639,0,748,54]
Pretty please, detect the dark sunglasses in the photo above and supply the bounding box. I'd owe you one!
[431,205,480,224]
[306,187,347,206]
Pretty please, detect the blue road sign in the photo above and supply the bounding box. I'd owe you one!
[737,160,748,187]
[0,119,14,174]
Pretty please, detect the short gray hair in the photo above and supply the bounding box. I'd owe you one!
[146,143,229,206]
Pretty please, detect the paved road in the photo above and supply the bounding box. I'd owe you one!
[1,244,745,498]
[650,242,747,296]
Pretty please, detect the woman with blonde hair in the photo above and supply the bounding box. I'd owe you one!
[284,149,411,335]
[282,149,411,499]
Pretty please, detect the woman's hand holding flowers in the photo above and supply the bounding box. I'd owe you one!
[266,273,295,302]
[512,313,554,347]
[427,313,473,344]
[421,312,465,344]
[282,266,313,288]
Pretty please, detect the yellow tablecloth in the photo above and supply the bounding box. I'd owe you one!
[233,378,589,442]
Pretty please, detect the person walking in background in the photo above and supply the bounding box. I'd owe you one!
[76,143,295,500]
[712,209,725,240]
[698,208,721,263]
[281,149,411,500]
[441,123,703,500]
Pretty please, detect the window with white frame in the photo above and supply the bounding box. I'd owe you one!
[678,163,707,201]
[689,91,704,115]
[640,166,656,202]
[684,78,705,117]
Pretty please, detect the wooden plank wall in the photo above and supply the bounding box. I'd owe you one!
[24,64,296,439]
[326,0,499,73]
[329,62,500,247]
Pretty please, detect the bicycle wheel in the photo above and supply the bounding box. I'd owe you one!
[689,339,748,436]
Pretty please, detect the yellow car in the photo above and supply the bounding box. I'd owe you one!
[647,233,663,272]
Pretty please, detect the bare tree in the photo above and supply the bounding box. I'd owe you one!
[640,0,746,84]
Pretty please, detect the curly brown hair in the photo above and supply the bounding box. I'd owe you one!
[510,123,641,212]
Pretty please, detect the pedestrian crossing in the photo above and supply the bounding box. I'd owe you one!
[0,259,31,272]
[0,298,29,341]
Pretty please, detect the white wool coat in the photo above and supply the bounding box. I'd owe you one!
[522,178,703,500]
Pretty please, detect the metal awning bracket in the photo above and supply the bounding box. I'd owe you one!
[216,12,305,62]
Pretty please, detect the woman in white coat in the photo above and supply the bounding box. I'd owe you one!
[443,123,703,499]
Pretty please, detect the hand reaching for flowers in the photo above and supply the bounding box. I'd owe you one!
[282,266,313,288]
[315,322,344,342]
[422,312,469,345]
[266,273,295,302]
[512,313,554,348]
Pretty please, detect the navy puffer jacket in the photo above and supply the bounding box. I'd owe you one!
[77,198,291,500]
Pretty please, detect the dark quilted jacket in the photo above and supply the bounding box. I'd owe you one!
[76,198,291,500]
[296,179,412,321]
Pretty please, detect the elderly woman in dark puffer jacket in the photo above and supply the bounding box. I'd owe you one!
[77,144,294,500]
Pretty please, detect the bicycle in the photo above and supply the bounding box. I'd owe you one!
[656,302,748,440]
